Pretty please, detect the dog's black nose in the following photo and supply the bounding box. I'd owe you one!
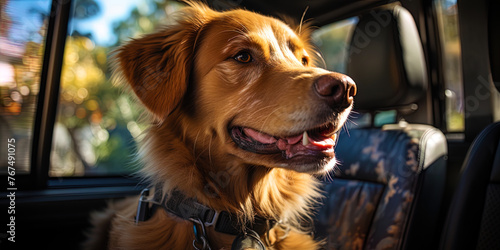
[314,73,357,109]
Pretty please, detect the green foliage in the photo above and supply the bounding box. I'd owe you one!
[53,0,184,176]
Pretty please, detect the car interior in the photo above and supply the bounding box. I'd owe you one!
[314,5,448,249]
[0,0,499,249]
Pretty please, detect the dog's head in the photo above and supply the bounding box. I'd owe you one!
[115,2,356,174]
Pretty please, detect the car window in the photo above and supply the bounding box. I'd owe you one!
[435,0,463,132]
[312,17,358,74]
[0,0,52,175]
[50,0,183,176]
[313,17,397,128]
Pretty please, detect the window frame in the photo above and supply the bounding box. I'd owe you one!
[1,0,142,190]
[30,0,72,189]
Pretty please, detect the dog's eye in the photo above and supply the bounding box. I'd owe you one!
[234,52,252,63]
[302,57,309,66]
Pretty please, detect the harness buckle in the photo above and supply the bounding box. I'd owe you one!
[135,188,151,224]
[192,218,212,250]
[204,210,219,227]
[188,209,219,228]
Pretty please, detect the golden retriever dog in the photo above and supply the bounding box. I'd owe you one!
[85,1,356,249]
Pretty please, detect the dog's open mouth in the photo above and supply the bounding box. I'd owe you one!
[230,123,339,159]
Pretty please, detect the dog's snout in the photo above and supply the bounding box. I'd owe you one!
[313,73,357,109]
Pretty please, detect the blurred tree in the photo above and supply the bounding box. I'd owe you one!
[56,36,142,175]
[73,0,100,19]
[1,0,51,173]
[111,0,182,47]
[0,0,12,37]
[53,0,184,176]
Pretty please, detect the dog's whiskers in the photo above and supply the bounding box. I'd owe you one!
[322,168,335,182]
[216,29,250,41]
[298,6,309,36]
[234,103,281,133]
[315,50,327,69]
[229,17,249,33]
[257,106,285,134]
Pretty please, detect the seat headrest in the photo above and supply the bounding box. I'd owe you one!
[347,5,427,111]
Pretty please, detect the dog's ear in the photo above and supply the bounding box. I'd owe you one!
[115,3,215,121]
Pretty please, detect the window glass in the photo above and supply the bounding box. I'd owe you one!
[312,17,358,74]
[0,0,52,174]
[313,17,377,128]
[313,18,398,129]
[435,0,464,132]
[50,0,183,176]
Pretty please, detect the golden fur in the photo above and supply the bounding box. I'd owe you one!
[85,2,355,249]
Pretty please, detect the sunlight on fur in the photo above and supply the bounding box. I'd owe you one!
[84,1,356,249]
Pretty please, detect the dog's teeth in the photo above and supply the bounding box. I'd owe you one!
[332,133,337,144]
[303,131,309,146]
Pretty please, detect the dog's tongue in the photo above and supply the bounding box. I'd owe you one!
[242,127,336,159]
[243,128,278,144]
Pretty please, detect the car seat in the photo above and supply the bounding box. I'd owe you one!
[314,5,448,249]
